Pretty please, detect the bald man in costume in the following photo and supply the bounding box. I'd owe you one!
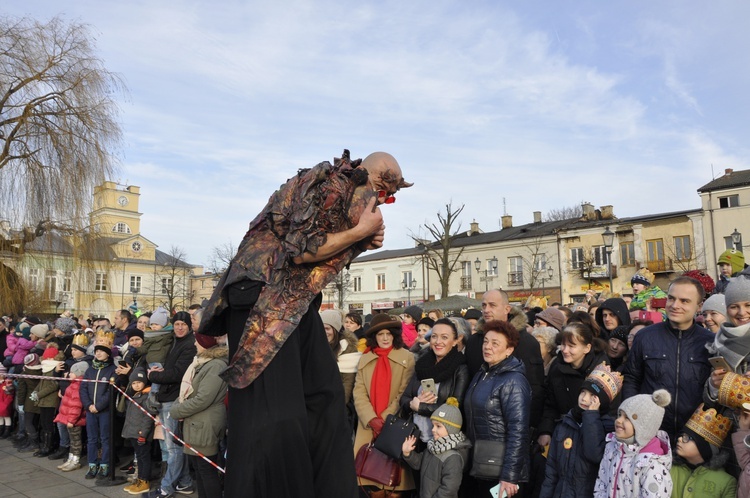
[200,150,411,497]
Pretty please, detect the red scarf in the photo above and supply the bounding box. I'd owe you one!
[369,346,393,417]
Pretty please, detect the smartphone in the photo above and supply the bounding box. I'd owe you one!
[118,360,128,368]
[709,356,732,372]
[420,378,437,396]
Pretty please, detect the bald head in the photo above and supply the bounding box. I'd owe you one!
[361,152,412,194]
[482,289,511,323]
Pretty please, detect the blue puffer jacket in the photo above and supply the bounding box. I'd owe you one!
[623,320,713,441]
[539,410,614,498]
[464,355,530,484]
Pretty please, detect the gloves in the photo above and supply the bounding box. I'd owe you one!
[29,391,39,402]
[137,436,147,446]
[369,417,384,439]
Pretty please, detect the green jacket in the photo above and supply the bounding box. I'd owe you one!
[169,345,228,457]
[137,327,174,365]
[35,362,61,409]
[629,285,667,311]
[670,462,736,498]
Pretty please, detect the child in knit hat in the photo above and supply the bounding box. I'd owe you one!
[715,249,746,294]
[402,397,471,498]
[671,403,736,496]
[540,363,622,498]
[54,360,88,471]
[121,366,160,494]
[594,389,673,497]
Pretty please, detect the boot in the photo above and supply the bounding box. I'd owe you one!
[18,433,39,452]
[12,432,27,447]
[33,431,52,457]
[0,425,11,438]
[84,463,99,479]
[124,478,150,495]
[96,463,110,482]
[61,454,81,471]
[48,445,69,460]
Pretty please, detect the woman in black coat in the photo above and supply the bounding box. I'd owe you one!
[399,318,469,444]
[536,322,608,447]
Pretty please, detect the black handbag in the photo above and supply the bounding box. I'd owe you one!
[470,439,505,479]
[373,414,420,460]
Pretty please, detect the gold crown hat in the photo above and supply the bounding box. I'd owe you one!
[684,403,732,447]
[718,372,750,409]
[584,363,624,402]
[72,332,90,348]
[95,329,115,348]
[631,268,655,287]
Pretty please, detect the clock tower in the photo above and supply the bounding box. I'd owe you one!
[90,181,142,237]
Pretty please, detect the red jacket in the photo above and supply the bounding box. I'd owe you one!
[53,380,86,427]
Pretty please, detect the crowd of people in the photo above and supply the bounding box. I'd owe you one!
[0,304,226,497]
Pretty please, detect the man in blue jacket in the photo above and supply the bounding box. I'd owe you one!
[623,275,713,444]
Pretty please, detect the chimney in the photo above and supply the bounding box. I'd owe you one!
[582,202,595,221]
[470,219,480,235]
[600,205,614,220]
[533,211,542,223]
[725,168,734,175]
[501,215,513,229]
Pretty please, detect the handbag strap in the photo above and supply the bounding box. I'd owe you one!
[357,441,398,496]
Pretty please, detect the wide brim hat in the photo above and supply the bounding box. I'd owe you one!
[365,314,403,337]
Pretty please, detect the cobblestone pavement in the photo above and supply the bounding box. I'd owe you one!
[0,436,147,498]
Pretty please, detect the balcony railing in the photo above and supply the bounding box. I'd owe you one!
[646,259,673,273]
[508,272,524,286]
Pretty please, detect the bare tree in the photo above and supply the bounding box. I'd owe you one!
[516,237,556,295]
[410,202,465,299]
[545,203,584,222]
[207,240,237,274]
[0,15,124,314]
[153,245,194,313]
[663,237,706,273]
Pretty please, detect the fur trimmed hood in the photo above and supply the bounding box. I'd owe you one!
[475,306,529,334]
[197,344,228,361]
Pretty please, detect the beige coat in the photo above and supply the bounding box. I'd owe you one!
[353,347,415,491]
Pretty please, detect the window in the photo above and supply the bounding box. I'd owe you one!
[508,256,523,285]
[45,270,57,300]
[29,268,39,290]
[161,277,173,294]
[95,272,107,291]
[719,195,739,209]
[592,246,610,266]
[63,271,72,292]
[353,276,362,292]
[647,239,664,262]
[376,274,386,291]
[402,271,414,287]
[461,261,473,291]
[130,275,142,293]
[112,222,132,234]
[620,242,635,266]
[570,247,584,270]
[533,254,547,273]
[674,236,691,261]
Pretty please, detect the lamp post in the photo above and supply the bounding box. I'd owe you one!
[602,226,615,293]
[731,228,742,251]
[540,267,554,296]
[402,276,417,307]
[474,256,499,292]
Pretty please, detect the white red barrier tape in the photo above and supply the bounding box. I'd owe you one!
[4,371,226,474]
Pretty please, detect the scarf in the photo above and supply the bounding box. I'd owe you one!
[428,432,466,455]
[369,346,393,417]
[179,355,212,403]
[714,322,750,371]
[92,358,110,370]
[414,347,466,383]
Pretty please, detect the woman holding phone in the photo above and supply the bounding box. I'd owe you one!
[399,318,469,444]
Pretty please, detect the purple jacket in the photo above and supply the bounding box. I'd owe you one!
[12,337,36,365]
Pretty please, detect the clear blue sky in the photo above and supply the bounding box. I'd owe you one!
[7,1,750,268]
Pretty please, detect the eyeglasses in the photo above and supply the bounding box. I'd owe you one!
[377,190,396,205]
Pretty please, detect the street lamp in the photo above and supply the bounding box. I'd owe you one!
[474,256,499,292]
[540,267,554,296]
[731,228,742,251]
[402,276,417,307]
[602,226,615,293]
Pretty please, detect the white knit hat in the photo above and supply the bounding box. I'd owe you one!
[319,310,343,332]
[618,389,671,446]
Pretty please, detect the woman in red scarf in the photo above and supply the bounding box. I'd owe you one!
[353,313,416,496]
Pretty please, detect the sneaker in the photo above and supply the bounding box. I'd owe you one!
[124,479,150,495]
[119,459,135,471]
[126,465,137,476]
[84,464,99,479]
[148,488,174,498]
[175,483,194,495]
[95,464,110,482]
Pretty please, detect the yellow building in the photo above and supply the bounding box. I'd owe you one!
[7,182,201,319]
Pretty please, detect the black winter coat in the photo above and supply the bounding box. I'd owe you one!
[464,356,531,484]
[539,410,614,498]
[623,320,713,442]
[594,298,631,340]
[465,308,545,429]
[399,359,469,419]
[148,331,197,403]
[538,350,609,436]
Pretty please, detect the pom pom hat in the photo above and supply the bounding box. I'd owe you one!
[431,397,463,435]
[618,389,671,447]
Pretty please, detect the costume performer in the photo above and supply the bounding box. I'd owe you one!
[200,150,411,497]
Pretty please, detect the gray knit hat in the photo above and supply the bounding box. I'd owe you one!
[618,389,671,446]
[725,268,750,307]
[431,397,463,435]
[70,361,89,377]
[319,310,343,332]
[54,316,77,335]
[403,305,423,323]
[150,307,169,327]
[702,294,727,317]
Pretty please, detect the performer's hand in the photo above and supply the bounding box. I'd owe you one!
[369,417,384,439]
[356,198,385,239]
[360,228,385,251]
